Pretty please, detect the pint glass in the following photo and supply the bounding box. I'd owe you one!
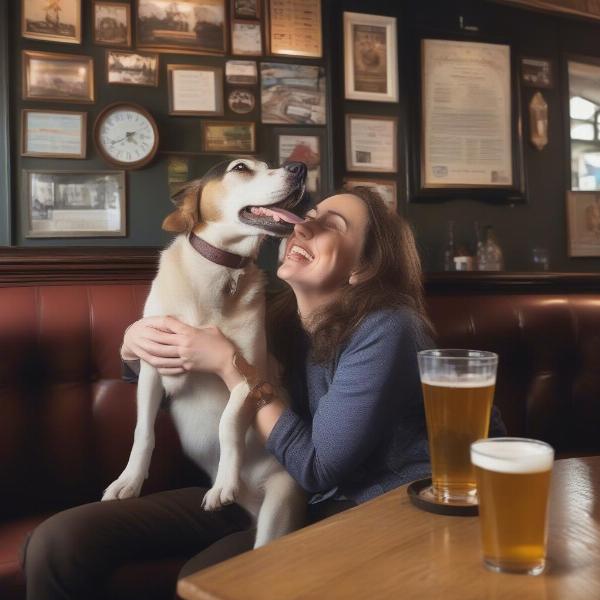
[471,438,554,575]
[418,349,497,504]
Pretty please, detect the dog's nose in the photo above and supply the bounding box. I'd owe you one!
[284,162,307,180]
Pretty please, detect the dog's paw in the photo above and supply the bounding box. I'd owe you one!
[201,480,240,511]
[102,472,144,501]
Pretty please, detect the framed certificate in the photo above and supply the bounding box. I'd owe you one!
[21,109,87,158]
[345,114,397,173]
[167,65,224,116]
[231,21,262,56]
[267,0,322,58]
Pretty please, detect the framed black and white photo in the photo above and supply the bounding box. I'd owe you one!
[566,191,600,257]
[137,0,226,55]
[345,114,397,173]
[22,50,94,102]
[260,63,326,125]
[21,109,87,158]
[202,121,256,153]
[24,170,126,238]
[343,12,398,102]
[231,21,262,56]
[106,50,159,86]
[343,177,398,212]
[168,65,223,116]
[275,129,324,194]
[268,0,322,58]
[228,88,256,114]
[22,0,81,44]
[93,1,131,47]
[231,0,260,20]
[225,60,257,85]
[521,57,553,88]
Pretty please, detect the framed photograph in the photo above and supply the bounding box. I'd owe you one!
[22,50,94,102]
[93,1,132,47]
[24,170,126,238]
[343,12,398,102]
[21,109,87,158]
[521,57,553,88]
[202,121,256,153]
[106,50,159,86]
[345,114,397,173]
[168,65,223,116]
[228,88,256,114]
[268,0,322,58]
[231,21,262,56]
[343,178,398,213]
[566,191,600,257]
[168,155,190,196]
[136,0,226,55]
[275,129,323,194]
[225,60,257,85]
[22,0,81,44]
[260,62,326,125]
[231,0,260,19]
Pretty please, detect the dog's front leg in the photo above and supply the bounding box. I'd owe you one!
[201,379,253,510]
[102,361,163,501]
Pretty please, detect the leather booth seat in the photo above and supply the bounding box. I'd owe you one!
[1,277,599,599]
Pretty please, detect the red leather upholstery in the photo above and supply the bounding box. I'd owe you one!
[1,282,599,599]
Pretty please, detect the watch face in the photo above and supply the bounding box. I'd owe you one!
[97,106,157,166]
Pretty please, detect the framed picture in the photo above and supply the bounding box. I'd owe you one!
[168,65,224,116]
[225,60,257,85]
[521,57,553,88]
[22,50,94,102]
[136,0,226,55]
[21,109,87,158]
[22,0,81,44]
[267,0,322,58]
[566,191,600,257]
[345,114,397,173]
[260,62,326,125]
[231,21,262,56]
[167,155,191,196]
[343,178,398,213]
[106,50,159,86]
[228,88,256,114]
[201,121,256,153]
[343,12,398,102]
[93,1,132,47]
[275,128,324,194]
[231,0,260,20]
[24,170,126,238]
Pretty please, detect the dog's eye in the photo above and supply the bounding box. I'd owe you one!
[232,162,251,173]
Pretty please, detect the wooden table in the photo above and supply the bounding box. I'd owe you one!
[178,457,600,600]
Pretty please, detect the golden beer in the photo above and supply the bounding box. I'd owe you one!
[422,379,495,501]
[471,438,554,575]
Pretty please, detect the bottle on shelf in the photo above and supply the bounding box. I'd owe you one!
[474,221,486,271]
[482,225,504,271]
[443,220,456,271]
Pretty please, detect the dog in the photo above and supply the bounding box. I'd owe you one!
[102,158,308,547]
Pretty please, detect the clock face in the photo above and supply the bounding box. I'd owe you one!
[96,104,158,168]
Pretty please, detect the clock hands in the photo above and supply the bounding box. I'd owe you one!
[107,128,147,147]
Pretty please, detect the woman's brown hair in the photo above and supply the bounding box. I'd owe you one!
[268,186,432,366]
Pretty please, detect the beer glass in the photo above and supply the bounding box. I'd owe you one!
[471,438,554,575]
[418,349,497,504]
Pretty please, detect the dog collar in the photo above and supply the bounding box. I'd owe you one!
[188,233,252,270]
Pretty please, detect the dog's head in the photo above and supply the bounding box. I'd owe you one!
[162,158,307,237]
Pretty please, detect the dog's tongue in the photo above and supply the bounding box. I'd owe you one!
[267,207,304,224]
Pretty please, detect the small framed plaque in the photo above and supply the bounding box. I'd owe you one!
[345,114,397,173]
[231,21,263,56]
[202,121,256,153]
[168,65,224,116]
[267,0,322,58]
[22,109,87,158]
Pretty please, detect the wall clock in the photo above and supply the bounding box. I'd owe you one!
[94,102,159,169]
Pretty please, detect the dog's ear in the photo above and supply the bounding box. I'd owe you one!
[162,180,203,233]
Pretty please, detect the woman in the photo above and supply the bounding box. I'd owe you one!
[24,188,440,599]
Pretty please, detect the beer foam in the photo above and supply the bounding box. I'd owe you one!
[421,375,496,388]
[471,439,554,474]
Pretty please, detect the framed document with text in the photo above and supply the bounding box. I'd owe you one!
[345,114,397,173]
[267,0,322,58]
[167,65,223,116]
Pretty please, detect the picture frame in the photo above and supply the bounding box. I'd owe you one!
[225,60,258,85]
[201,121,256,153]
[343,177,398,213]
[136,0,227,55]
[231,0,260,20]
[521,57,553,88]
[168,65,224,116]
[343,12,398,102]
[22,0,82,44]
[21,109,87,158]
[24,170,126,238]
[106,50,159,86]
[93,1,132,47]
[227,88,256,115]
[260,62,326,125]
[22,50,94,102]
[566,191,600,257]
[231,21,263,56]
[267,0,322,59]
[345,114,397,173]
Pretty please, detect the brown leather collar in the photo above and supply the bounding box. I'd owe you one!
[188,233,251,270]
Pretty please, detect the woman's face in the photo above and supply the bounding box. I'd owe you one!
[277,193,369,293]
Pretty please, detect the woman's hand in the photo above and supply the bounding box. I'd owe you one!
[121,316,239,383]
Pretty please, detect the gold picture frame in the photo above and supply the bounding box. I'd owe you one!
[93,1,132,47]
[566,191,600,257]
[201,121,256,153]
[106,50,159,87]
[21,109,87,158]
[168,64,224,116]
[267,0,322,58]
[22,0,82,44]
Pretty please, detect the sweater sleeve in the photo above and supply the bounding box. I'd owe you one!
[265,310,427,494]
